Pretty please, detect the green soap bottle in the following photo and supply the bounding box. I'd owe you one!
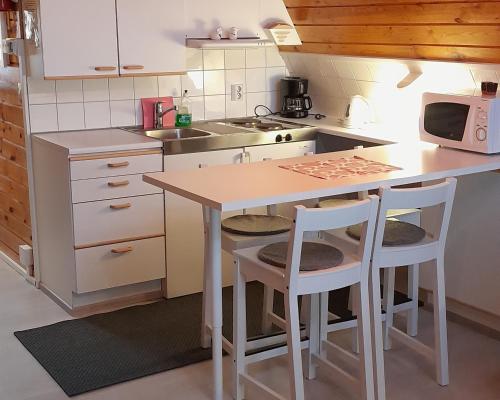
[175,90,192,127]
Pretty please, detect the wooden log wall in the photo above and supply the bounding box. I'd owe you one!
[0,10,30,262]
[282,0,500,63]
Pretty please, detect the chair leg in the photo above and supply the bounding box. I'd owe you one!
[407,264,420,337]
[300,295,310,325]
[201,238,212,349]
[305,293,320,380]
[349,285,360,354]
[261,285,274,335]
[383,267,395,350]
[358,279,375,400]
[233,259,247,400]
[433,258,449,386]
[371,267,386,400]
[319,292,329,357]
[285,291,305,400]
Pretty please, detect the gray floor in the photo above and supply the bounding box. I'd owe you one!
[1,259,500,400]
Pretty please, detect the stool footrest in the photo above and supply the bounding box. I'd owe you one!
[322,339,360,367]
[312,353,359,388]
[389,326,434,362]
[240,373,286,400]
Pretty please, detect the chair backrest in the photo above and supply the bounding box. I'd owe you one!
[373,178,457,255]
[284,196,380,290]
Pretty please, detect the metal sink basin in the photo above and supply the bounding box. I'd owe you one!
[142,128,212,141]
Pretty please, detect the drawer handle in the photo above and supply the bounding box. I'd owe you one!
[108,180,130,188]
[107,161,130,168]
[95,66,117,71]
[123,65,144,70]
[110,203,132,210]
[111,246,133,254]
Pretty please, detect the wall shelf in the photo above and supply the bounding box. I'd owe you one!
[186,38,273,49]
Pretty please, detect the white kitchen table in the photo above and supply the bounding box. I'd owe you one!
[144,142,500,400]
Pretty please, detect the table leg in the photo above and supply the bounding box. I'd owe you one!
[209,208,223,400]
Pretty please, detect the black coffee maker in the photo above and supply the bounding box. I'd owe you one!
[280,77,312,118]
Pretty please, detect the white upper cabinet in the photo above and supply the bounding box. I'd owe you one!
[39,0,119,78]
[116,0,186,76]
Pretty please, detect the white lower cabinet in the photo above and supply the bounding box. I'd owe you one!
[164,141,316,298]
[32,140,166,311]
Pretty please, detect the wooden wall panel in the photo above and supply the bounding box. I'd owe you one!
[0,11,30,261]
[282,0,500,63]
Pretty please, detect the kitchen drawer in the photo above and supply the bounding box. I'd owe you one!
[71,174,162,203]
[73,193,164,247]
[70,153,162,180]
[75,236,166,293]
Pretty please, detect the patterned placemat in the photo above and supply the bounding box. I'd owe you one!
[280,156,402,180]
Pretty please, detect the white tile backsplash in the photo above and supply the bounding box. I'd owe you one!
[225,50,246,70]
[283,51,500,138]
[182,71,204,96]
[134,77,158,99]
[27,78,56,105]
[84,102,111,129]
[158,75,182,97]
[83,79,110,102]
[246,68,266,93]
[57,103,85,131]
[27,46,285,132]
[110,100,136,127]
[29,104,58,132]
[56,80,83,103]
[225,69,246,95]
[204,70,226,95]
[246,48,266,68]
[109,77,134,101]
[205,95,226,120]
[203,50,225,70]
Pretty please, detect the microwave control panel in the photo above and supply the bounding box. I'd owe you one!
[474,103,489,142]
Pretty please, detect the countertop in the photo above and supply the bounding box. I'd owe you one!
[144,142,500,212]
[273,115,413,145]
[32,128,162,155]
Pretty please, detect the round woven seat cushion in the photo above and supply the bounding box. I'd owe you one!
[221,214,292,236]
[318,198,360,208]
[257,242,344,272]
[346,219,426,246]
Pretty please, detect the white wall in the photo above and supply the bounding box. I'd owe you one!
[27,46,287,133]
[281,52,500,140]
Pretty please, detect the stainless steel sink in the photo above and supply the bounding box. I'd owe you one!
[138,128,212,141]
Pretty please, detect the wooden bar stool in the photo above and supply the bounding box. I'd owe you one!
[232,197,379,400]
[371,178,457,400]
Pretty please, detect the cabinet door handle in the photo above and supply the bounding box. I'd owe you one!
[107,161,130,168]
[108,180,130,188]
[110,203,132,210]
[122,65,145,70]
[95,66,117,71]
[111,246,133,254]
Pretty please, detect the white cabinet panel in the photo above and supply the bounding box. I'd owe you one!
[71,174,163,203]
[164,148,244,298]
[40,0,119,78]
[75,237,166,293]
[70,153,163,180]
[73,193,165,247]
[116,0,186,75]
[244,141,316,162]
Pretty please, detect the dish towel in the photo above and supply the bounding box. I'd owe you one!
[141,97,175,129]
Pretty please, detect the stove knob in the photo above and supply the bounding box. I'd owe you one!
[285,133,292,142]
[275,134,283,143]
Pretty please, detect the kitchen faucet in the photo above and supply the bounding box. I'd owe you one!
[154,102,178,129]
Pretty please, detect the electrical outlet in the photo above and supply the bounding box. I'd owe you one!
[231,84,244,101]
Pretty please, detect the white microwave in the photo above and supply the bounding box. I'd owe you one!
[419,92,500,154]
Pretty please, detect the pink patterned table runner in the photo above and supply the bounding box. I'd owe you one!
[279,156,402,180]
